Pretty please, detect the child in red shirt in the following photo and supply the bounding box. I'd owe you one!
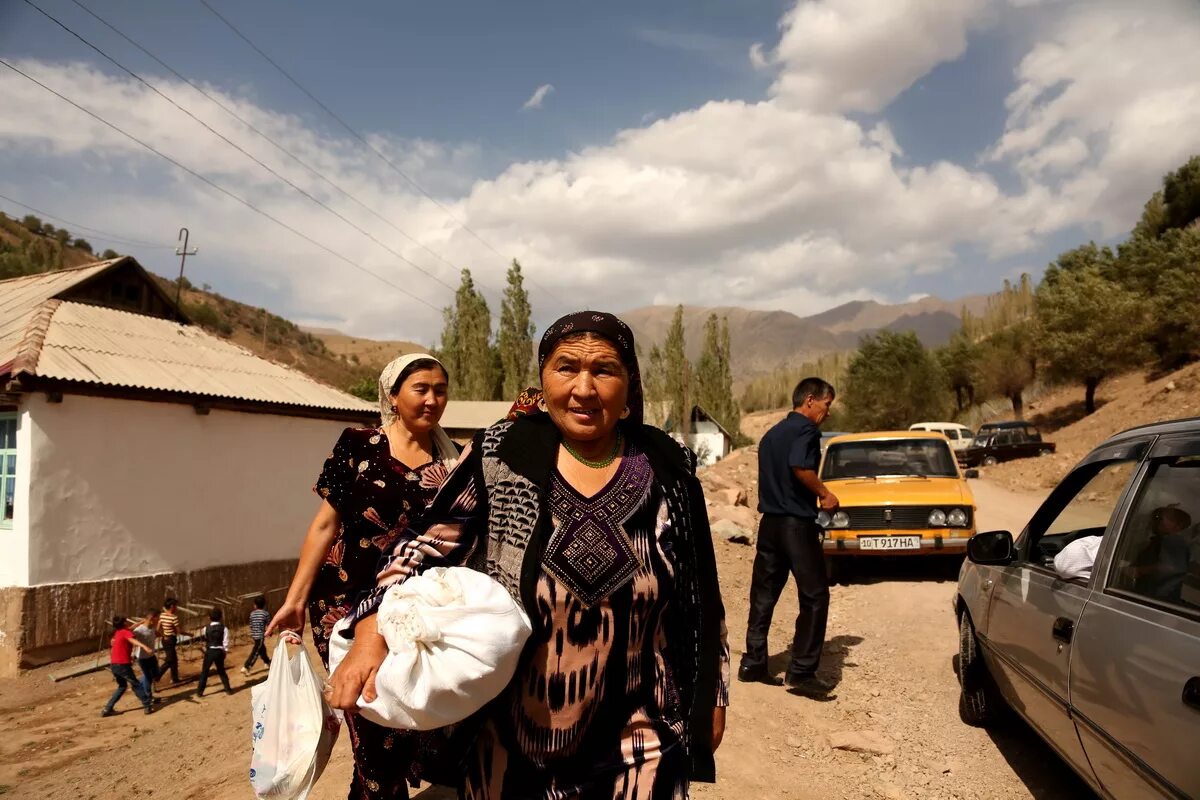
[102,615,155,717]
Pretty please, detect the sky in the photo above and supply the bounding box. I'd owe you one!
[2,0,1199,346]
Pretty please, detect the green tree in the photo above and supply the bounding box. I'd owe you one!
[438,269,497,400]
[1036,244,1146,414]
[1114,226,1200,367]
[642,344,667,426]
[979,328,1036,418]
[1162,154,1200,232]
[840,331,950,430]
[72,238,93,253]
[20,215,43,234]
[1132,191,1167,240]
[101,248,119,260]
[497,259,535,399]
[937,333,979,412]
[693,313,740,440]
[663,305,691,434]
[347,375,377,402]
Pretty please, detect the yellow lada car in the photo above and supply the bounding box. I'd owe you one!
[819,431,978,573]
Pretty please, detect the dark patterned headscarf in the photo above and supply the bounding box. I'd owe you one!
[508,311,644,427]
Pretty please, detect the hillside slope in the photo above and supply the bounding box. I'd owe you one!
[982,362,1200,492]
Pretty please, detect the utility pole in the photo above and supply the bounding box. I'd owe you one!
[174,227,198,316]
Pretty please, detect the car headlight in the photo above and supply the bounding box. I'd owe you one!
[831,511,850,529]
[817,511,830,528]
[928,508,947,527]
[947,508,969,527]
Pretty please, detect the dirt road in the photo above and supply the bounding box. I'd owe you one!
[0,479,1095,800]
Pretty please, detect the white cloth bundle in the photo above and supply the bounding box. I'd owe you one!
[329,566,532,730]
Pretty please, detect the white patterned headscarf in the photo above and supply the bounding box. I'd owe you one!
[378,353,458,465]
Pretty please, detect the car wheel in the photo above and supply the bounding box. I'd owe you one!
[1038,448,1052,457]
[958,611,1003,727]
[982,456,999,467]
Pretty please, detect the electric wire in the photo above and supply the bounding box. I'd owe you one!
[21,0,461,297]
[0,192,176,250]
[0,58,442,311]
[196,0,567,308]
[67,0,493,297]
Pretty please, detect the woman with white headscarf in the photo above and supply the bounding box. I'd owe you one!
[268,353,458,800]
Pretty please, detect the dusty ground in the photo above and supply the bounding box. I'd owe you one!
[0,475,1100,800]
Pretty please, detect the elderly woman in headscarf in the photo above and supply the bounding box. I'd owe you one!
[268,353,459,800]
[331,312,730,800]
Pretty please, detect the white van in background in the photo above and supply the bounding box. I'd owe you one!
[908,422,974,452]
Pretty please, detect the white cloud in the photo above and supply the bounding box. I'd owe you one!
[989,0,1200,234]
[758,0,989,113]
[521,84,554,111]
[1,0,1198,346]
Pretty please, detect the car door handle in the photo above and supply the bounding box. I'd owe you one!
[1184,677,1200,711]
[1052,617,1074,644]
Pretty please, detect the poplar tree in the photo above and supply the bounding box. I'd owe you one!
[498,259,535,399]
[438,269,498,400]
[663,305,691,435]
[694,313,739,437]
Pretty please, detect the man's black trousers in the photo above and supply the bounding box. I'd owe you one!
[741,514,829,678]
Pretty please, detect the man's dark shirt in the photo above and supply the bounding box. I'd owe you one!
[758,411,821,518]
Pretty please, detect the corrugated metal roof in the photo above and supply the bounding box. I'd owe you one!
[31,301,376,413]
[0,262,114,368]
[440,401,511,430]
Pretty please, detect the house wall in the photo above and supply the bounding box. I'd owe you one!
[0,393,357,673]
[23,393,350,585]
[670,431,730,467]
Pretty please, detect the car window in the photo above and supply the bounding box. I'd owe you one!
[821,439,958,479]
[1024,460,1139,569]
[993,431,1012,446]
[945,429,959,440]
[1107,455,1200,614]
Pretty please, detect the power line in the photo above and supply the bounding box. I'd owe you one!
[66,0,490,297]
[196,0,567,308]
[0,192,176,250]
[0,58,442,311]
[24,0,460,299]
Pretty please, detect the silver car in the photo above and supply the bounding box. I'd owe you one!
[955,418,1200,799]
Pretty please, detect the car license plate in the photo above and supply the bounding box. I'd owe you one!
[859,535,921,550]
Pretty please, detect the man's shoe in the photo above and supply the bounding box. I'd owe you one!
[784,674,835,695]
[241,667,250,676]
[100,708,115,718]
[737,664,784,686]
[144,706,155,715]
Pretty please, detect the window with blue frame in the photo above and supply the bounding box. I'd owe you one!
[0,415,15,527]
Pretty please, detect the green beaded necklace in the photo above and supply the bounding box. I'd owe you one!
[562,431,624,469]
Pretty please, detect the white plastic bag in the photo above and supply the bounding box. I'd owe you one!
[328,566,532,730]
[249,638,340,800]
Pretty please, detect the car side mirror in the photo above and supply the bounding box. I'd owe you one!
[967,530,1015,565]
[964,468,980,479]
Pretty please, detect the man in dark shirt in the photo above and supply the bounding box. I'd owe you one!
[739,377,839,695]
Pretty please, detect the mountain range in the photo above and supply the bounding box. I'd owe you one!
[618,294,989,381]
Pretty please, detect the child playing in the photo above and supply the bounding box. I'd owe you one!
[242,596,272,676]
[102,616,155,716]
[196,608,232,697]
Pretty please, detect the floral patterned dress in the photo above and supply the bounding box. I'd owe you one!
[310,426,454,800]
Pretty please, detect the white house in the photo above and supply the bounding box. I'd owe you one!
[664,405,736,467]
[0,258,378,674]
